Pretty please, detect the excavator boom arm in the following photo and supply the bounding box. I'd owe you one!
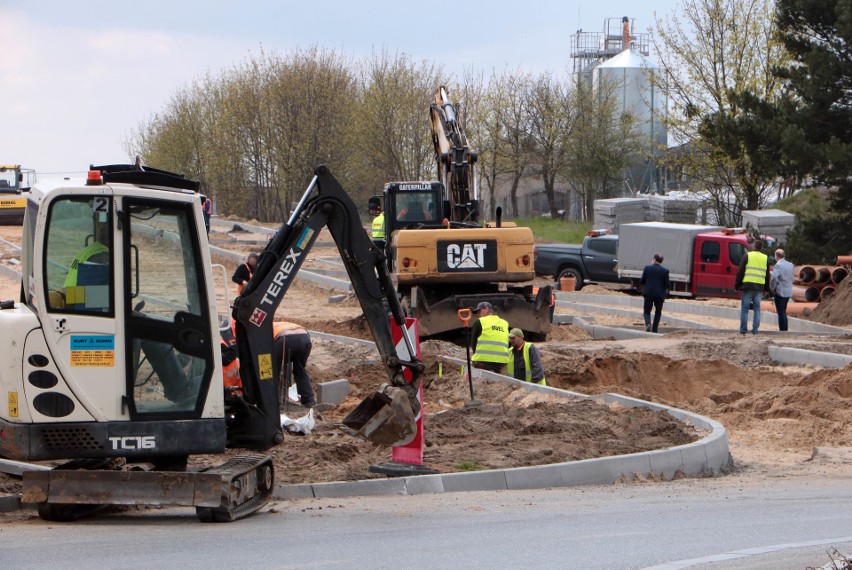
[232,165,422,449]
[429,85,478,222]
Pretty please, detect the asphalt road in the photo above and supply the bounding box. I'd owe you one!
[2,470,851,569]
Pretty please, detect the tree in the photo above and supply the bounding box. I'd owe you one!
[349,50,442,197]
[490,71,535,219]
[525,72,574,218]
[770,0,852,261]
[565,77,643,220]
[654,0,787,225]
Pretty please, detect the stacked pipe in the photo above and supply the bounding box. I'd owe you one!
[763,256,849,316]
[792,263,848,303]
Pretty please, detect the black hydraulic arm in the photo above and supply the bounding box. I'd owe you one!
[429,86,478,223]
[230,165,422,450]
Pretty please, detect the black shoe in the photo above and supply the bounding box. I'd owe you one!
[645,325,651,332]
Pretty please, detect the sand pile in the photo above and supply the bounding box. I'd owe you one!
[810,275,852,326]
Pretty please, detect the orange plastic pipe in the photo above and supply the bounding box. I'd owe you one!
[832,266,849,284]
[796,265,816,284]
[813,265,834,284]
[792,284,821,302]
[820,285,836,301]
[836,255,852,265]
[785,302,819,316]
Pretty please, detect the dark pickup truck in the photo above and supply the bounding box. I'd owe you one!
[533,234,628,291]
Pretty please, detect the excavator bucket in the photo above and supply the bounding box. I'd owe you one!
[342,384,417,447]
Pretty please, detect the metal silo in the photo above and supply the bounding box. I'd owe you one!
[593,45,668,194]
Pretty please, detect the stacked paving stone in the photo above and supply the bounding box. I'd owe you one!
[647,195,700,224]
[741,209,796,246]
[593,197,648,233]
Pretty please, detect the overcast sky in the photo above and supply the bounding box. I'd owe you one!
[1,0,679,175]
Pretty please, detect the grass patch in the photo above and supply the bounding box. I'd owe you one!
[775,187,833,218]
[454,460,486,472]
[515,217,592,244]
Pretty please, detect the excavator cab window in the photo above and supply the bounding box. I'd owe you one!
[394,191,438,224]
[0,168,18,193]
[44,196,114,315]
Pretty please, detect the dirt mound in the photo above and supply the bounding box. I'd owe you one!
[809,276,852,326]
[267,368,700,484]
[301,313,375,341]
[689,364,852,450]
[539,345,852,455]
[540,349,791,404]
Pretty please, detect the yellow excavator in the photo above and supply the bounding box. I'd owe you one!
[373,86,552,340]
[0,163,422,522]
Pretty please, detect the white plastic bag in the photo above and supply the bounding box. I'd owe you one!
[280,408,315,435]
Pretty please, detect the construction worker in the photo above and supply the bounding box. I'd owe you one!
[371,206,385,250]
[201,195,212,235]
[507,328,546,385]
[219,323,242,398]
[232,252,258,296]
[735,239,771,335]
[470,301,510,374]
[62,215,111,309]
[273,321,316,408]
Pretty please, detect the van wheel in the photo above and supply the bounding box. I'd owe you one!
[557,268,583,291]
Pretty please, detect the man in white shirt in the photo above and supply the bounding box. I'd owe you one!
[770,249,795,331]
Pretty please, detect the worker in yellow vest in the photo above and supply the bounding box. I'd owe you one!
[371,207,385,250]
[470,301,510,373]
[507,328,546,385]
[735,239,771,335]
[63,218,111,308]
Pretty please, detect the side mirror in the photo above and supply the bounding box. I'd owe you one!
[368,195,382,216]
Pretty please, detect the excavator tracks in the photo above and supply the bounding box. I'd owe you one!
[195,454,274,522]
[22,454,274,523]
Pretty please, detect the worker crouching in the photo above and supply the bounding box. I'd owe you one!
[507,328,546,385]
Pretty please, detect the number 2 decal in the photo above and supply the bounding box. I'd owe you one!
[93,197,109,213]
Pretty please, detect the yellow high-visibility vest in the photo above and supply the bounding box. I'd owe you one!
[471,314,509,364]
[371,213,385,239]
[508,342,546,385]
[743,251,768,285]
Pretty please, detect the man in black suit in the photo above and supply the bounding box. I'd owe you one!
[640,253,671,333]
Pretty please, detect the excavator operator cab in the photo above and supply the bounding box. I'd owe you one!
[384,181,443,231]
[25,166,221,434]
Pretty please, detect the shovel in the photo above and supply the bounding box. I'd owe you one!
[457,308,482,408]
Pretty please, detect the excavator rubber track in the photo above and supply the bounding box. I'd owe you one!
[194,454,274,522]
[22,454,274,523]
